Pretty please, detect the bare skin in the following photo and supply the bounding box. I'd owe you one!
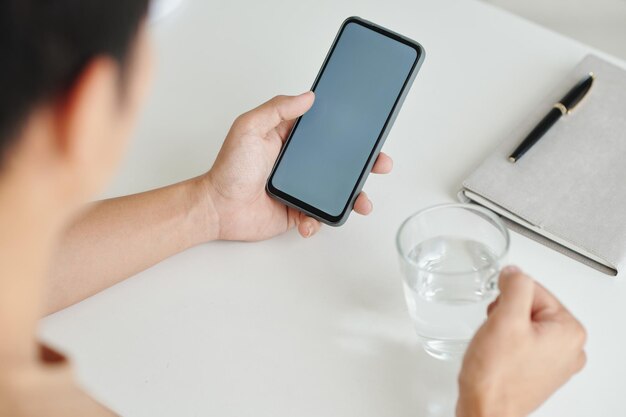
[457,266,587,417]
[47,92,394,313]
[0,21,586,417]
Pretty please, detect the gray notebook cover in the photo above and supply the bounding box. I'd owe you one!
[461,54,626,276]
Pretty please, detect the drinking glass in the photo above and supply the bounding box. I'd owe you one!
[396,203,510,360]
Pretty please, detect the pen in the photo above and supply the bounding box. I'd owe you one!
[508,72,595,163]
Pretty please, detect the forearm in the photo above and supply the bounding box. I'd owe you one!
[46,177,218,314]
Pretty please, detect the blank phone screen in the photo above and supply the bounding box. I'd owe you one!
[270,21,418,217]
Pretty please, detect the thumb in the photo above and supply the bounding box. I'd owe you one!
[242,92,315,135]
[495,266,535,320]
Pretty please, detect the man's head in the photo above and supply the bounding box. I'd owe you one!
[0,0,153,208]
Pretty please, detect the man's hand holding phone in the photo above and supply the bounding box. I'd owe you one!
[201,92,393,242]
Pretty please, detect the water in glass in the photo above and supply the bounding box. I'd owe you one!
[403,236,499,360]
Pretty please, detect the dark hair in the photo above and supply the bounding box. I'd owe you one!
[0,0,150,157]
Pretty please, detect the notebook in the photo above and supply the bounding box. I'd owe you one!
[460,54,626,276]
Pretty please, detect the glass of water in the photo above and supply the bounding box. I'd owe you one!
[396,203,509,360]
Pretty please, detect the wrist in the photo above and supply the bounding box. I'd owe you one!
[186,175,221,243]
[456,389,518,417]
[457,393,483,417]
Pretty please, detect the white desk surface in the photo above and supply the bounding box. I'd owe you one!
[40,1,626,416]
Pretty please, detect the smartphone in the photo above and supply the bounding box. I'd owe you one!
[266,17,425,226]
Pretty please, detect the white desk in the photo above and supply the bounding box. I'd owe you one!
[40,1,626,416]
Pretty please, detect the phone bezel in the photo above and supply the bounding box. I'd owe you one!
[267,16,424,225]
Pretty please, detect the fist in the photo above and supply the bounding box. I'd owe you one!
[456,266,587,417]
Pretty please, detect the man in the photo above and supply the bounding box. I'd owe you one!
[0,1,586,416]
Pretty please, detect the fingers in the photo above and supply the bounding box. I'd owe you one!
[275,119,297,142]
[573,350,587,374]
[487,296,500,316]
[566,323,588,374]
[296,190,373,238]
[351,153,391,216]
[495,266,535,320]
[353,192,373,215]
[372,152,393,174]
[297,213,321,238]
[295,190,374,237]
[530,280,566,321]
[239,92,315,136]
[495,266,572,327]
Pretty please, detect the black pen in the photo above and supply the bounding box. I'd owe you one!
[509,72,595,163]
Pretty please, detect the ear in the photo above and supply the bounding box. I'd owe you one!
[55,56,120,167]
